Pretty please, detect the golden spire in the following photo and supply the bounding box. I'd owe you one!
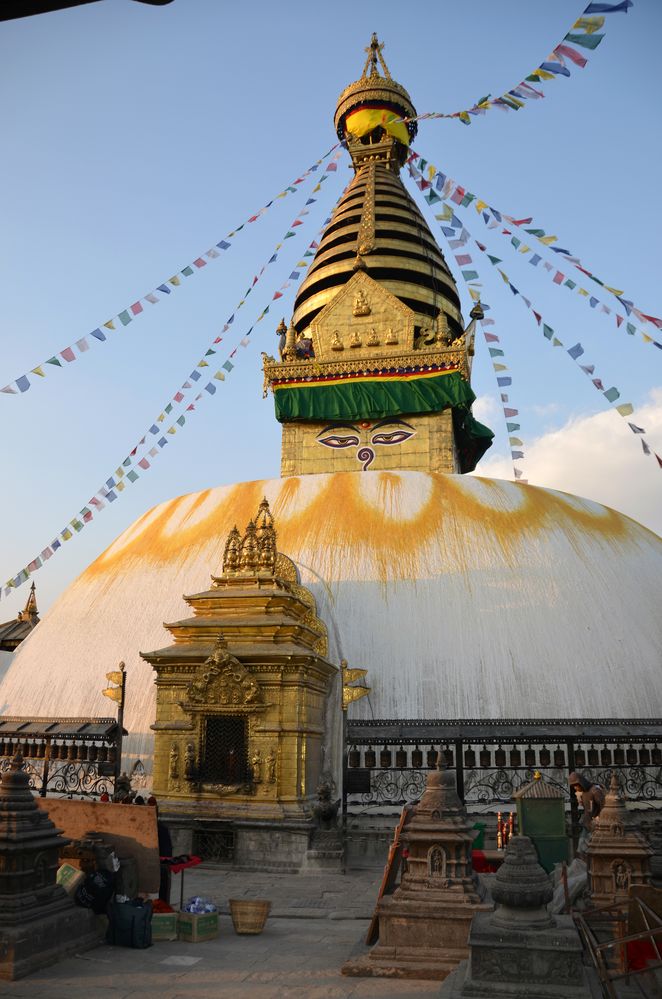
[362,32,391,79]
[17,582,38,623]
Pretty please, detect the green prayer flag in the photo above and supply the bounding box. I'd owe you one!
[284,231,295,239]
[119,310,132,326]
[46,357,62,367]
[182,266,194,277]
[177,414,186,426]
[626,323,636,336]
[543,324,554,340]
[564,32,604,50]
[564,279,577,289]
[488,348,504,357]
[603,386,620,403]
[487,255,502,265]
[127,469,139,482]
[461,270,479,281]
[506,422,520,432]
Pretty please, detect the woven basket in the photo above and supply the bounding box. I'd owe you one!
[229,898,271,935]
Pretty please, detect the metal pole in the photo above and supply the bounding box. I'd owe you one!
[455,738,465,803]
[566,738,580,854]
[341,705,348,874]
[115,663,126,786]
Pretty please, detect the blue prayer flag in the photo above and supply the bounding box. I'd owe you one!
[16,375,30,393]
[568,343,584,360]
[90,328,106,341]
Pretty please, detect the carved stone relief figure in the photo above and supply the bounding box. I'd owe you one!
[266,748,277,783]
[184,742,196,780]
[169,743,179,780]
[428,844,446,878]
[353,289,371,316]
[251,749,262,784]
[613,860,631,892]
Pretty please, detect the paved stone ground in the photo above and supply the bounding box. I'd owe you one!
[2,867,440,999]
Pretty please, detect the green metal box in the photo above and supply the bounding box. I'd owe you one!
[513,774,568,873]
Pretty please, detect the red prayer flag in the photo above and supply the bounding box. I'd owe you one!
[326,162,337,171]
[656,453,662,468]
[174,391,184,403]
[532,311,542,325]
[273,291,283,300]
[616,315,624,327]
[553,271,564,284]
[193,258,206,268]
[291,219,303,226]
[554,44,588,68]
[639,312,662,330]
[131,302,143,316]
[450,186,465,205]
[138,457,150,470]
[61,346,75,362]
[510,217,533,226]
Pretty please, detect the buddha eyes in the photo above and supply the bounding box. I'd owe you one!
[371,430,414,446]
[318,434,361,449]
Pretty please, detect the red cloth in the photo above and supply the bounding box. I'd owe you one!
[626,938,659,971]
[472,850,499,874]
[152,899,175,913]
[159,855,202,875]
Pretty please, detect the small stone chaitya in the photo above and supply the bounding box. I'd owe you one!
[586,773,653,906]
[343,757,490,980]
[0,754,99,980]
[440,835,593,999]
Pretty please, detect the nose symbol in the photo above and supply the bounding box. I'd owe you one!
[357,446,375,470]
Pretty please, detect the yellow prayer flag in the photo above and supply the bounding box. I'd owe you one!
[539,235,558,245]
[157,413,165,422]
[116,481,125,492]
[469,288,481,301]
[167,426,177,434]
[214,371,226,381]
[312,184,321,193]
[578,288,589,297]
[427,165,436,181]
[104,321,115,331]
[458,112,471,124]
[31,366,45,377]
[536,68,556,80]
[102,686,122,704]
[276,192,287,199]
[519,245,531,254]
[198,360,209,368]
[169,276,180,286]
[106,670,123,684]
[61,529,72,541]
[604,285,624,296]
[642,334,653,343]
[498,269,510,284]
[475,200,487,213]
[573,15,604,34]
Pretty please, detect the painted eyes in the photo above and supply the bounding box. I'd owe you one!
[371,430,414,446]
[318,434,360,449]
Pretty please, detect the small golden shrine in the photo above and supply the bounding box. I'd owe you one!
[586,774,653,907]
[262,35,492,478]
[140,499,338,867]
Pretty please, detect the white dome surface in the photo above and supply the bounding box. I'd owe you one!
[2,471,661,762]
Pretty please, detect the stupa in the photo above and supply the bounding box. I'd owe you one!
[586,774,653,906]
[0,38,661,860]
[343,758,491,980]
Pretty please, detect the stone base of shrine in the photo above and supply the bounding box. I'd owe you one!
[342,893,492,981]
[0,892,102,981]
[438,912,593,999]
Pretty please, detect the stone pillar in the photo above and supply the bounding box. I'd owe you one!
[0,754,100,980]
[440,835,593,998]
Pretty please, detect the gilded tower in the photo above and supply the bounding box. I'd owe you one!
[263,35,493,477]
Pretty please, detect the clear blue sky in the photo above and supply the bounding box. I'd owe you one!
[1,0,660,616]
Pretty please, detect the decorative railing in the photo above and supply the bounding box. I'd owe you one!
[344,719,662,811]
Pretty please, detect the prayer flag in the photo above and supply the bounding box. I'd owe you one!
[16,375,30,393]
[190,370,201,381]
[628,423,645,434]
[567,343,584,359]
[497,377,512,387]
[119,310,132,326]
[553,43,588,68]
[61,347,75,363]
[584,1,631,13]
[511,451,524,459]
[616,403,633,417]
[193,257,206,268]
[507,422,520,432]
[564,32,605,50]
[580,365,595,376]
[130,302,143,316]
[461,270,479,281]
[76,337,89,352]
[138,458,150,470]
[90,328,106,341]
[104,320,116,330]
[641,439,651,456]
[493,363,508,372]
[222,360,234,372]
[1,385,17,394]
[539,61,571,77]
[504,408,518,418]
[182,266,194,277]
[488,347,504,357]
[529,254,542,267]
[484,333,500,343]
[509,437,523,447]
[553,271,564,284]
[176,415,186,426]
[126,469,139,482]
[214,371,225,381]
[543,324,554,340]
[204,381,216,395]
[603,386,620,402]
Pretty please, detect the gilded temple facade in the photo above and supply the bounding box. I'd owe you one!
[141,499,338,865]
[263,35,492,477]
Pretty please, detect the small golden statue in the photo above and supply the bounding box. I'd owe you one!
[184,742,196,780]
[353,289,371,317]
[251,749,263,784]
[385,327,398,345]
[330,330,344,351]
[367,328,380,347]
[349,330,362,348]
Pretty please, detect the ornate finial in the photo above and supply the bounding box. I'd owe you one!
[534,770,542,780]
[239,520,259,572]
[362,33,390,80]
[222,525,242,574]
[470,301,484,321]
[283,321,297,361]
[256,497,277,573]
[17,582,39,622]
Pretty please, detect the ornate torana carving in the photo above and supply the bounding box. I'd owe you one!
[185,637,262,708]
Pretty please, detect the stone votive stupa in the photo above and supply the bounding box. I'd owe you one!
[0,754,100,980]
[440,835,593,998]
[343,755,491,980]
[586,773,653,907]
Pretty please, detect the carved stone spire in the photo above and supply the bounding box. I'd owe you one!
[491,835,554,929]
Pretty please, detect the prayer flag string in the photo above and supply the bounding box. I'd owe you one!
[406,152,662,351]
[1,176,346,601]
[417,194,661,473]
[388,1,633,127]
[0,144,339,398]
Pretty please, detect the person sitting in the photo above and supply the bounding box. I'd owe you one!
[569,770,605,857]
